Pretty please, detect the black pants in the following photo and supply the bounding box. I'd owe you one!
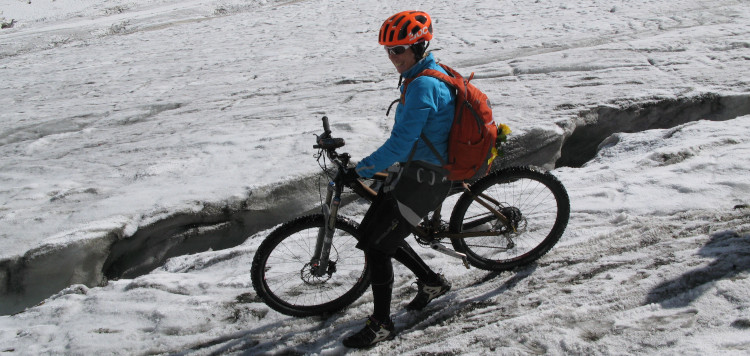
[356,182,447,321]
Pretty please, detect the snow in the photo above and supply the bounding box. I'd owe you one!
[1,0,749,354]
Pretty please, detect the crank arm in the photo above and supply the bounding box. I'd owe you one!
[429,241,470,269]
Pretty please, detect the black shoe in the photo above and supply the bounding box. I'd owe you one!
[406,274,451,311]
[342,316,395,349]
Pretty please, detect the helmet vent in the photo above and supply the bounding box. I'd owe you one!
[398,20,411,40]
[393,15,405,27]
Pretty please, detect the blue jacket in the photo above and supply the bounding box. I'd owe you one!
[356,53,456,178]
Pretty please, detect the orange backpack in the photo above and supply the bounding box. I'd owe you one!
[404,63,499,181]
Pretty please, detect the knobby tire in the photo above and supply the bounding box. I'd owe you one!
[449,166,570,271]
[251,214,370,317]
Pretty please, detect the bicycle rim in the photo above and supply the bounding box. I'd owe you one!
[449,166,570,271]
[251,214,370,317]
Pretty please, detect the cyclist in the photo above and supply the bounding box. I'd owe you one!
[342,10,456,349]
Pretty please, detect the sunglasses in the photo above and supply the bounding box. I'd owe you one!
[384,44,410,55]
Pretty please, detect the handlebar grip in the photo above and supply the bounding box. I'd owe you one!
[322,116,331,135]
[314,137,345,150]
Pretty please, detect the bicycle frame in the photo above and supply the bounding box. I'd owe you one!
[309,117,514,273]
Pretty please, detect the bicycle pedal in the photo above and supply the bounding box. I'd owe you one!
[461,256,470,269]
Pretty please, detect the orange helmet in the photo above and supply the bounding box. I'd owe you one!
[379,11,433,46]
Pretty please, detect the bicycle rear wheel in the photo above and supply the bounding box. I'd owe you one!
[251,214,370,317]
[449,166,570,271]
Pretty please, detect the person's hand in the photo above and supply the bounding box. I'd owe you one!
[342,167,360,185]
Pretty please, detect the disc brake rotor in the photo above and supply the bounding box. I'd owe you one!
[300,261,337,285]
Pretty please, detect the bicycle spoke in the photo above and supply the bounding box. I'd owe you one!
[449,167,569,271]
[252,215,369,315]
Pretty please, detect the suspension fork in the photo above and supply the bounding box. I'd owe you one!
[311,176,344,277]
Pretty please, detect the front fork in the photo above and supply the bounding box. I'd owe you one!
[310,178,342,277]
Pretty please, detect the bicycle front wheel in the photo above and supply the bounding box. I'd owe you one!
[251,214,370,317]
[449,166,570,271]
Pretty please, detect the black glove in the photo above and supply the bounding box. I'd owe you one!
[342,167,360,185]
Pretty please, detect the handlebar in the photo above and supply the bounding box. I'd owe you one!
[313,116,351,172]
[314,137,346,150]
[314,116,346,150]
[313,116,377,198]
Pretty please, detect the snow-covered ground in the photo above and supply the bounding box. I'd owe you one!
[1,0,749,354]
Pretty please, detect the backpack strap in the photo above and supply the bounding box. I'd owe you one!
[393,64,464,113]
[401,132,446,170]
[420,133,447,166]
[415,64,468,97]
[401,139,419,173]
[417,64,484,136]
[397,64,465,166]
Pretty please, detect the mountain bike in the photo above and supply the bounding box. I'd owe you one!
[250,116,570,317]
